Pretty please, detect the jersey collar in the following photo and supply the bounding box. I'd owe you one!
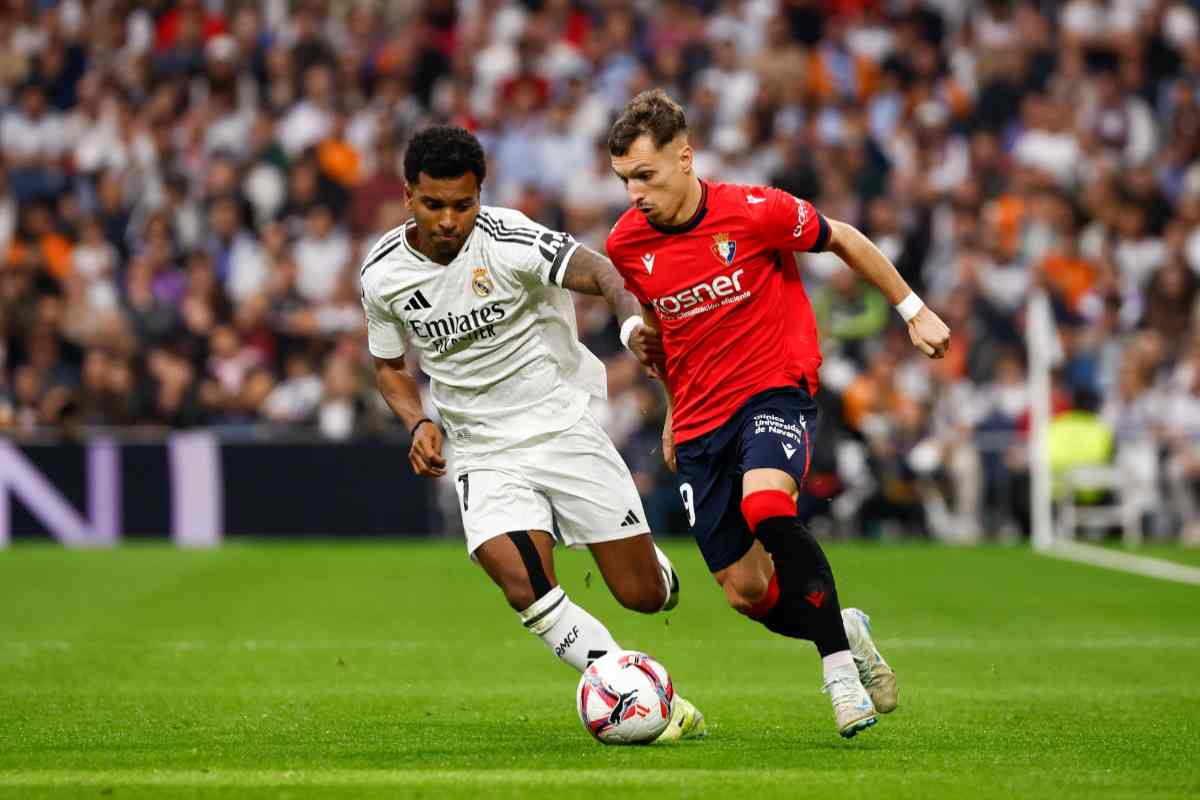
[402,220,475,264]
[401,221,432,263]
[647,180,708,235]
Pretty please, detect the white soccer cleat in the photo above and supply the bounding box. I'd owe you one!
[842,607,898,713]
[654,695,707,742]
[823,671,877,739]
[654,544,680,611]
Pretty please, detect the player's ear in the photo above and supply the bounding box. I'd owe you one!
[677,138,693,175]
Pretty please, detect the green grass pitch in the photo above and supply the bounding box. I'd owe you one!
[1,540,1198,799]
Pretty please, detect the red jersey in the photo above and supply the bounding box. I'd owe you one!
[606,181,830,443]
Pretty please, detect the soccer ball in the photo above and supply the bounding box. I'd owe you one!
[576,650,674,744]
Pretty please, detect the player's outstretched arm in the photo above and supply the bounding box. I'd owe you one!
[561,246,665,370]
[825,219,951,359]
[372,355,446,477]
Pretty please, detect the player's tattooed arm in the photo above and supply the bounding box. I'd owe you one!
[562,246,665,369]
[372,355,446,478]
[561,245,642,319]
[825,219,951,359]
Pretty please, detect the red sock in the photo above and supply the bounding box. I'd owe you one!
[740,490,796,535]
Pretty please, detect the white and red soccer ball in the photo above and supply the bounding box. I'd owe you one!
[576,650,674,744]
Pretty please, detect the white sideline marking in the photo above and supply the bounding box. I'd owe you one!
[0,640,424,652]
[1042,541,1200,587]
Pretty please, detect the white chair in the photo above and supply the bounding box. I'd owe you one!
[1055,466,1142,546]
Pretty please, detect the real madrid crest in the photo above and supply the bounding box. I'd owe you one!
[711,233,737,266]
[471,267,494,297]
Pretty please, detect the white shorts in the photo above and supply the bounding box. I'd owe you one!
[452,410,651,555]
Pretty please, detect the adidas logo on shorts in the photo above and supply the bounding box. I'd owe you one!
[620,510,641,527]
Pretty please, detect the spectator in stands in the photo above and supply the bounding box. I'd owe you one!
[813,269,888,365]
[0,0,1196,541]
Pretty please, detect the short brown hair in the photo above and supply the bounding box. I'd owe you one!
[607,89,688,156]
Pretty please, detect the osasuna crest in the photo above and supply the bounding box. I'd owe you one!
[472,267,494,297]
[711,233,737,266]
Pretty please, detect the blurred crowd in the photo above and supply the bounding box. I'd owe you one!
[2,0,1200,541]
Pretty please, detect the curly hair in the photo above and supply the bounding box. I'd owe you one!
[607,89,688,156]
[403,126,487,186]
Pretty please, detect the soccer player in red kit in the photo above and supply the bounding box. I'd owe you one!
[606,90,951,738]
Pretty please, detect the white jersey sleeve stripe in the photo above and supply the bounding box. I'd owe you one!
[478,210,539,240]
[365,226,406,261]
[360,236,407,277]
[477,215,537,244]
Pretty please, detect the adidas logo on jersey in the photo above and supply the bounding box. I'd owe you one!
[620,510,641,527]
[403,290,433,311]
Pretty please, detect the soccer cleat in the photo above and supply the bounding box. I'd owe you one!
[654,695,707,742]
[663,568,680,611]
[654,544,680,611]
[842,608,898,713]
[823,670,877,739]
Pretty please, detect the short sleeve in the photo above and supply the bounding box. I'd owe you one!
[480,209,580,288]
[525,228,581,287]
[755,186,831,254]
[361,282,406,359]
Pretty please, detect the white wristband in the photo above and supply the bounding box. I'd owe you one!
[619,316,643,350]
[895,292,924,322]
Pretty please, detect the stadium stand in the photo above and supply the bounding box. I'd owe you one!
[2,0,1199,543]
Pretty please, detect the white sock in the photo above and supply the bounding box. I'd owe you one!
[519,586,621,672]
[822,650,857,684]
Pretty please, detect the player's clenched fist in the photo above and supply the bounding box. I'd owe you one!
[628,321,666,373]
[907,306,951,359]
[409,420,447,478]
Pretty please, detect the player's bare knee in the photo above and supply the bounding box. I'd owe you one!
[645,579,668,612]
[502,585,537,612]
[723,572,770,615]
[492,531,558,611]
[745,572,772,603]
[495,572,540,611]
[725,589,758,615]
[614,578,666,614]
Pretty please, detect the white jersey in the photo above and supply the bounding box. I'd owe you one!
[361,206,607,457]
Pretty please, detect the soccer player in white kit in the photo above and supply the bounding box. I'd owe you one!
[362,126,704,740]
